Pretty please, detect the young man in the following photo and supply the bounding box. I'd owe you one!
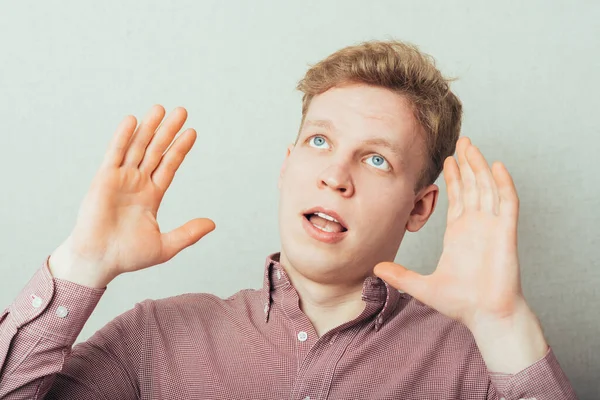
[0,40,577,399]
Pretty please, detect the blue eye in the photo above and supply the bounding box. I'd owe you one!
[309,135,329,148]
[365,155,390,170]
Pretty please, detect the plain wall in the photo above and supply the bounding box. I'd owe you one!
[1,0,598,397]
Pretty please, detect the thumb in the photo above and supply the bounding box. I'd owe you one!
[374,262,430,305]
[160,218,216,263]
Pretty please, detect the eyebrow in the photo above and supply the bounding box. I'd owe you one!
[303,119,406,160]
[303,119,336,131]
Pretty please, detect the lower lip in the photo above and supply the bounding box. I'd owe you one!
[301,215,348,244]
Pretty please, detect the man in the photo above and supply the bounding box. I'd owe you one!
[0,40,577,399]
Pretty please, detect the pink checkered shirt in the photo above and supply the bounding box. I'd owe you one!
[1,253,577,399]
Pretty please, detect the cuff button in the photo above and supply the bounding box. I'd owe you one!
[31,295,43,308]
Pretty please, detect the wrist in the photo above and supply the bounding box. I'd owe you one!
[49,241,115,289]
[469,302,549,374]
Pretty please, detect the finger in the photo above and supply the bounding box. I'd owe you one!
[121,104,166,168]
[373,262,431,305]
[465,145,500,215]
[442,155,463,223]
[492,161,519,224]
[101,115,138,169]
[456,136,479,210]
[456,137,479,211]
[159,218,216,263]
[139,107,189,174]
[151,128,197,193]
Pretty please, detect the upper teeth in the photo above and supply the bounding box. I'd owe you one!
[315,212,339,223]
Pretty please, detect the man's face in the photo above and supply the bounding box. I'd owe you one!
[278,82,439,286]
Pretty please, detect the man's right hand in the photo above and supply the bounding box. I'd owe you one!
[48,105,216,288]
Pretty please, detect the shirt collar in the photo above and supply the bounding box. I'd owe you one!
[260,252,401,331]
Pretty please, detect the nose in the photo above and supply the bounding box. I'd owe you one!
[317,164,355,197]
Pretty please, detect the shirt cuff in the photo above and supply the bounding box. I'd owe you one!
[488,345,577,399]
[7,255,106,345]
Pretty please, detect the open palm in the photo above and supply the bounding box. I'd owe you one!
[374,136,524,330]
[61,105,215,285]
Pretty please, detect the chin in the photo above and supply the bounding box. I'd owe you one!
[281,240,342,277]
[282,237,371,285]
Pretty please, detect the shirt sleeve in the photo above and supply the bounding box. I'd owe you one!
[0,255,145,400]
[486,345,578,399]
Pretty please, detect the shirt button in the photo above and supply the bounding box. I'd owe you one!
[297,331,308,342]
[377,315,384,324]
[276,270,281,280]
[56,306,69,318]
[304,397,310,400]
[264,303,269,314]
[31,295,43,308]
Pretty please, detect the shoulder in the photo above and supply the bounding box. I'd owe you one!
[385,294,486,371]
[396,294,478,348]
[137,288,264,323]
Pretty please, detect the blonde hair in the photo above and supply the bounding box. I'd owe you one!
[296,39,462,194]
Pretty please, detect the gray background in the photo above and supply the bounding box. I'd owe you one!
[0,0,598,398]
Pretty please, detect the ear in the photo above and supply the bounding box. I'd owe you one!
[278,144,295,189]
[406,184,439,232]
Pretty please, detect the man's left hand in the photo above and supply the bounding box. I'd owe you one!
[374,136,529,333]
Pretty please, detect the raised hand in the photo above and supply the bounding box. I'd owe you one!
[374,136,525,331]
[49,105,215,288]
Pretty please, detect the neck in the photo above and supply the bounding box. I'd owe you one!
[279,258,368,337]
[299,286,366,337]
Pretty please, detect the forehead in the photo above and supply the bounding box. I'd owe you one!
[303,83,424,155]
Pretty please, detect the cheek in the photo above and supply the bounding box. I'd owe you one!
[280,159,316,202]
[356,183,411,227]
[284,155,318,186]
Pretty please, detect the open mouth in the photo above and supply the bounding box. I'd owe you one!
[303,212,348,233]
